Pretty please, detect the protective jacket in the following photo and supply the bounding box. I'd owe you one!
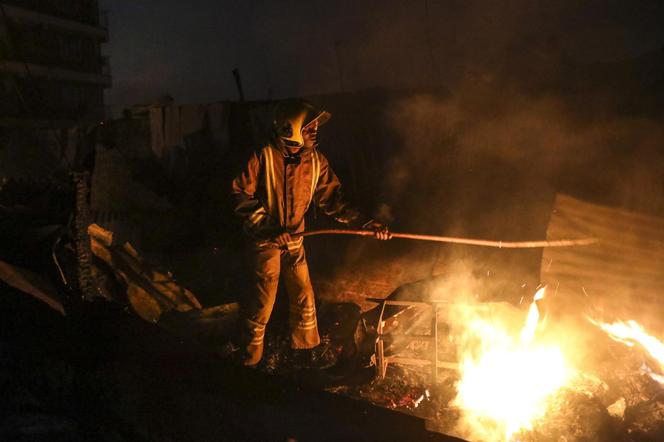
[231,141,368,365]
[232,143,367,247]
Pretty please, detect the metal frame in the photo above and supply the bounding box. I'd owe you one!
[370,298,458,383]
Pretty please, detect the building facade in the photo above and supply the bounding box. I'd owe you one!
[0,0,110,127]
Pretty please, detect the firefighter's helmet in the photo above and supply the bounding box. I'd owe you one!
[273,99,331,148]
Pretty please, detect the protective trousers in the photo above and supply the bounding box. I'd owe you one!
[242,243,320,366]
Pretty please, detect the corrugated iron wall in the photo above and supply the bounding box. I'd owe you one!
[541,193,664,325]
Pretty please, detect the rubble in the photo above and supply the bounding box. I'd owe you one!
[0,260,64,315]
[4,174,664,442]
[1,194,453,441]
[608,397,627,419]
[157,303,239,345]
[626,397,664,439]
[88,223,201,322]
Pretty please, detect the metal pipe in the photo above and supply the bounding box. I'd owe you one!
[293,229,597,249]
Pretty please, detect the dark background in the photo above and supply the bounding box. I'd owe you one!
[100,0,664,114]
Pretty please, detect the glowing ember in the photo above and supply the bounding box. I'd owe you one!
[453,287,574,441]
[589,318,664,383]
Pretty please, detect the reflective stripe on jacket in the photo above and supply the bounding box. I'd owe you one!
[231,144,365,241]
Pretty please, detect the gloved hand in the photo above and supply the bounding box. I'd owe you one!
[365,220,392,240]
[273,229,292,248]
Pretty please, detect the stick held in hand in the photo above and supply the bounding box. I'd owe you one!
[293,229,597,249]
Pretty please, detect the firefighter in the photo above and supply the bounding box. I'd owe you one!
[231,99,391,366]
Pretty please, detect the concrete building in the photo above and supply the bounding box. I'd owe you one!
[0,0,110,127]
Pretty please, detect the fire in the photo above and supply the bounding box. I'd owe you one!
[452,287,574,441]
[589,318,664,382]
[519,285,546,345]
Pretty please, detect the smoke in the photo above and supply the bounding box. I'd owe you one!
[262,2,664,438]
[316,57,664,314]
[366,85,664,440]
[290,1,664,328]
[384,89,664,224]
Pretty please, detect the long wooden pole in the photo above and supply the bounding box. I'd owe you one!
[293,229,597,249]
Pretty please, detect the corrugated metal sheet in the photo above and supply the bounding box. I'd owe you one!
[149,102,231,172]
[541,193,664,319]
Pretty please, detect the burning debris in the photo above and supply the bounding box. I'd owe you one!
[314,259,664,442]
[2,168,663,442]
[348,289,664,442]
[589,319,664,382]
[2,175,460,441]
[450,287,574,441]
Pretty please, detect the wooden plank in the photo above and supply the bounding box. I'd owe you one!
[385,357,459,371]
[365,298,441,307]
[378,333,435,341]
[0,260,65,315]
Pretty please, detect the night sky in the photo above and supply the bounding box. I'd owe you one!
[100,0,664,114]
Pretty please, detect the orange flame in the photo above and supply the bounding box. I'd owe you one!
[520,286,546,345]
[453,287,573,441]
[589,318,664,376]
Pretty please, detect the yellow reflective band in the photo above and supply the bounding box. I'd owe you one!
[291,314,316,321]
[251,322,266,331]
[286,236,304,251]
[264,147,276,213]
[297,324,318,330]
[291,320,317,328]
[249,207,267,225]
[290,305,315,311]
[309,150,320,207]
[291,317,315,322]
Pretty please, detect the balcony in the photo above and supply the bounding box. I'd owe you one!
[1,22,111,78]
[0,3,108,41]
[0,59,111,86]
[0,73,106,124]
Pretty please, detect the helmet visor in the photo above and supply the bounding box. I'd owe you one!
[303,110,331,131]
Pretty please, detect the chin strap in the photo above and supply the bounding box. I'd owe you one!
[284,154,302,165]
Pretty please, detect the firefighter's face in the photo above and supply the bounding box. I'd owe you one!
[302,121,319,149]
[284,140,302,154]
